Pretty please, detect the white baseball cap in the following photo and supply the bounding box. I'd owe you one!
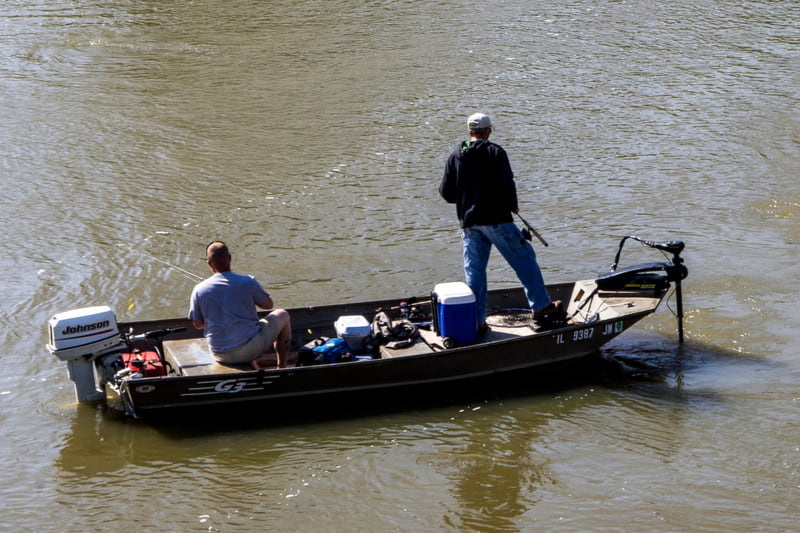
[467,113,493,130]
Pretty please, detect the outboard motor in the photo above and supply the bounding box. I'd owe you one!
[47,306,125,402]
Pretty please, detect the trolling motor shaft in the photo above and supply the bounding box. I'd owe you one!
[667,242,687,343]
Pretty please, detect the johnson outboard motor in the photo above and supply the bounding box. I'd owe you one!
[47,306,125,401]
[595,236,688,341]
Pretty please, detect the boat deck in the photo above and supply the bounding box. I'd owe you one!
[161,322,539,375]
[160,286,659,376]
[380,324,537,358]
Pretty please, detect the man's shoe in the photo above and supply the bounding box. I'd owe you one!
[533,300,563,320]
[531,301,566,332]
[477,323,490,336]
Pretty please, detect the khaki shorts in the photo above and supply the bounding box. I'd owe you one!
[213,316,281,364]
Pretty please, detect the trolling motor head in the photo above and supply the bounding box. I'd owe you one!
[650,240,684,256]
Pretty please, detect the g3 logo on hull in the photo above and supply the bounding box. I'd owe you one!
[182,375,276,398]
[215,379,246,393]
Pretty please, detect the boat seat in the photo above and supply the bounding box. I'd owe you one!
[162,338,251,376]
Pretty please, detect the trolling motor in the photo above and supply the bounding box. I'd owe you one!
[595,236,688,342]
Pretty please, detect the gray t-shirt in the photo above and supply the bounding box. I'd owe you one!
[188,271,269,353]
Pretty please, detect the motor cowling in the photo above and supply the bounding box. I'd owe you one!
[47,306,124,361]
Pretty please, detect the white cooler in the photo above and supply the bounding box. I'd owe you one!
[335,315,371,354]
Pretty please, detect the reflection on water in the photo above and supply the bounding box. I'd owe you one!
[49,337,796,531]
[54,385,589,531]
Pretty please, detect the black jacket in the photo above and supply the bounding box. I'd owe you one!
[439,139,518,228]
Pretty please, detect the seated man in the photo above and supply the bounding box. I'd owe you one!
[188,241,292,369]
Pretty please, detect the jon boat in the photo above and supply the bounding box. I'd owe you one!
[46,236,687,420]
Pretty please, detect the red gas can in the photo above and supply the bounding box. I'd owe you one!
[121,350,165,377]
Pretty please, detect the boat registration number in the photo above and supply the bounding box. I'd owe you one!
[556,328,594,344]
[555,321,623,344]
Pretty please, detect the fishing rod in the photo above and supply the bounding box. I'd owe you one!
[515,212,549,247]
[424,121,449,144]
[142,252,204,282]
[120,244,204,282]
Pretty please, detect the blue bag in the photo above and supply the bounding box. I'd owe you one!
[311,337,351,364]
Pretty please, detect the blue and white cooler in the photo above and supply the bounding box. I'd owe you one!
[431,282,478,346]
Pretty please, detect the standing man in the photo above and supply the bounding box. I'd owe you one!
[439,112,562,331]
[189,241,292,369]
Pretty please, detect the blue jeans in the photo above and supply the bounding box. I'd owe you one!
[462,223,552,324]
